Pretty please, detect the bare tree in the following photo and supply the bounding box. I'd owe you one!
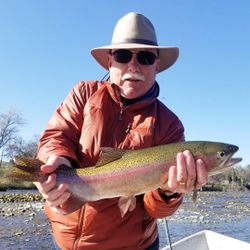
[0,110,25,164]
[5,135,38,159]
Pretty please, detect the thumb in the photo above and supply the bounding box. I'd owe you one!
[40,163,58,174]
[40,155,71,174]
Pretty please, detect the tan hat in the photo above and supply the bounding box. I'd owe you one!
[91,12,179,73]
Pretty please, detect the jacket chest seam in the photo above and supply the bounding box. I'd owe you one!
[73,207,85,249]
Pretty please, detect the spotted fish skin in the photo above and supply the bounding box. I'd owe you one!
[9,141,242,216]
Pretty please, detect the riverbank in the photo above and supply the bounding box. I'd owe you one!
[0,191,249,249]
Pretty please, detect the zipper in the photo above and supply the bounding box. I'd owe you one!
[118,104,132,134]
[111,83,132,133]
[119,102,124,121]
[125,123,132,133]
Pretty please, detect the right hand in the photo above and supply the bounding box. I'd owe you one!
[160,150,208,194]
[33,155,72,214]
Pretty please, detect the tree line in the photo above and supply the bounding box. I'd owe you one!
[208,165,250,191]
[0,110,38,165]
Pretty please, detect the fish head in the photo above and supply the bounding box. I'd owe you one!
[199,142,242,176]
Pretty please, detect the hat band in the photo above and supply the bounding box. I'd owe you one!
[112,38,158,46]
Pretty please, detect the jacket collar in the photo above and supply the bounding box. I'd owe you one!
[106,81,159,107]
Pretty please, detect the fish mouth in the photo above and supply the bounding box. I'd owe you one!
[223,144,242,167]
[226,156,242,167]
[209,153,242,177]
[220,152,242,168]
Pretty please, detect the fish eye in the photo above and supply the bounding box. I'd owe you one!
[217,151,226,158]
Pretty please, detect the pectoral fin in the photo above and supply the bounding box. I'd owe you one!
[192,190,198,207]
[118,196,137,218]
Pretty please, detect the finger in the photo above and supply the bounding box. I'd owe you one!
[195,159,208,189]
[34,173,57,195]
[46,155,72,168]
[45,183,69,203]
[40,164,58,174]
[184,150,197,190]
[176,152,187,183]
[47,190,71,208]
[166,165,177,191]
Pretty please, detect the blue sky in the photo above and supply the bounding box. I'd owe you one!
[0,1,249,166]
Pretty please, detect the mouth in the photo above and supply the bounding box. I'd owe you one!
[220,153,242,168]
[227,157,242,167]
[123,77,142,82]
[209,154,242,177]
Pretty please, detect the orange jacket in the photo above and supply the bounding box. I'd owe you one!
[37,81,185,250]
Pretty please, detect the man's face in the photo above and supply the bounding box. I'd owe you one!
[108,49,160,99]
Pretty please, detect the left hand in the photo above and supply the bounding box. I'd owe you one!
[161,150,208,194]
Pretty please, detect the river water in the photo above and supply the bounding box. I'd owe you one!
[158,217,250,248]
[158,191,250,248]
[0,191,249,249]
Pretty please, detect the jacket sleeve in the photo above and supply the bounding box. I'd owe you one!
[144,191,183,218]
[37,82,88,165]
[143,101,185,218]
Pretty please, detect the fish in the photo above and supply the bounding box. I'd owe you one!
[8,141,242,217]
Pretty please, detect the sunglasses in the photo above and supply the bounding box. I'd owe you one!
[111,49,158,65]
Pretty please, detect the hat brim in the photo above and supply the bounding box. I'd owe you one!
[91,44,179,73]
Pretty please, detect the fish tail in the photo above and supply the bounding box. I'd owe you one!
[8,166,39,182]
[14,156,44,171]
[7,156,47,182]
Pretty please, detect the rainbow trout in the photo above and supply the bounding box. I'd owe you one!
[9,141,241,217]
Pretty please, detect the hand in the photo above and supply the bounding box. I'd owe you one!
[161,150,208,194]
[33,155,72,214]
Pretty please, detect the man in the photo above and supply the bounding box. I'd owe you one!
[35,12,208,250]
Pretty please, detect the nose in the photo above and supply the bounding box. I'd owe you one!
[228,144,239,153]
[127,54,140,72]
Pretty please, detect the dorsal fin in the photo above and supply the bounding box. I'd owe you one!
[95,147,127,167]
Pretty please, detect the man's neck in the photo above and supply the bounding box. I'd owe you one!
[121,82,159,106]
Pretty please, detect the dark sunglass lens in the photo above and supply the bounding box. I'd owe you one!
[137,51,156,65]
[113,50,132,63]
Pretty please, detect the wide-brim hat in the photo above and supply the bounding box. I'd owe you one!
[91,12,179,73]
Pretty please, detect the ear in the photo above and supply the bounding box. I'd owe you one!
[155,58,160,73]
[107,54,113,69]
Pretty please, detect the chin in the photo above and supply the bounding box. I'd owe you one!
[122,92,142,99]
[120,86,145,99]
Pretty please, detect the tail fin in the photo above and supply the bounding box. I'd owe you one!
[14,156,44,172]
[7,156,47,182]
[8,166,38,182]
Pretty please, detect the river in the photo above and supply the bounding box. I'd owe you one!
[158,191,250,248]
[0,191,249,249]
